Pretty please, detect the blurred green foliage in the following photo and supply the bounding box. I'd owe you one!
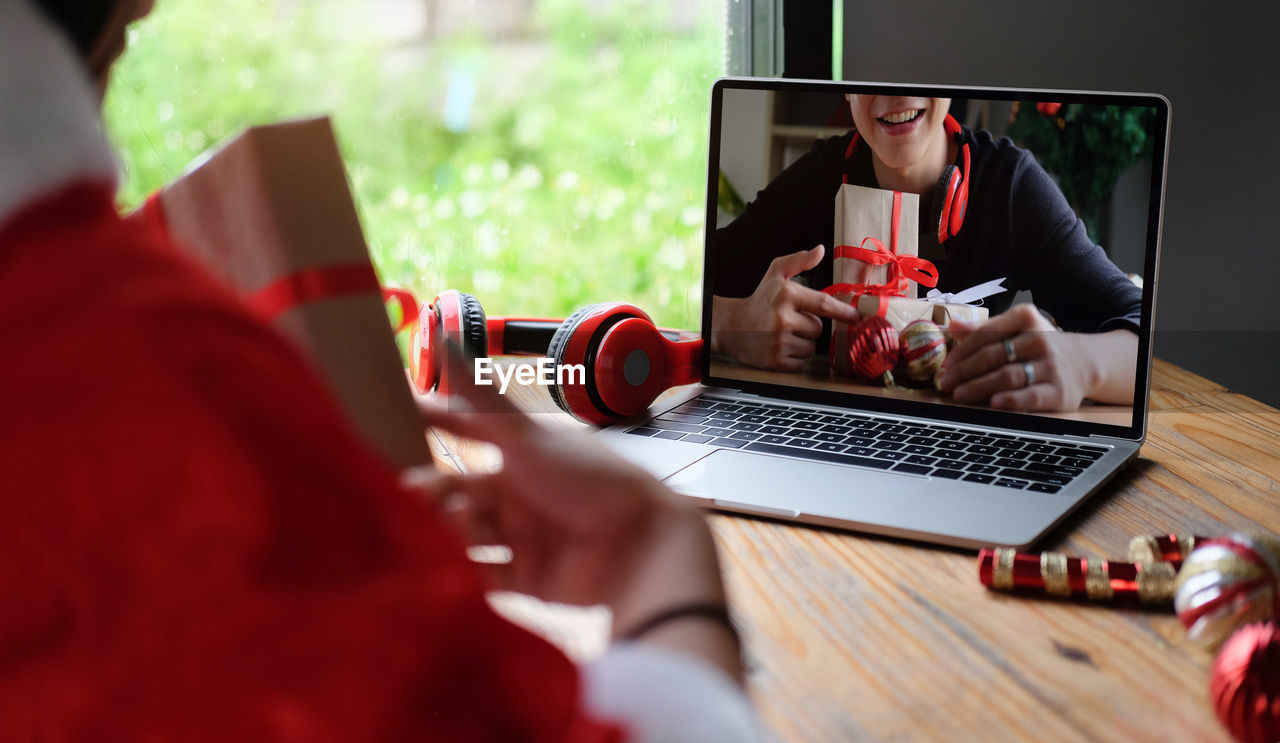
[104,0,721,330]
[1007,102,1156,242]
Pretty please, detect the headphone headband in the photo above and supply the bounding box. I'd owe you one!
[942,112,962,138]
[485,317,563,356]
[483,317,693,357]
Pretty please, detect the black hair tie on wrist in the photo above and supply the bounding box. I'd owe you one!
[620,602,740,648]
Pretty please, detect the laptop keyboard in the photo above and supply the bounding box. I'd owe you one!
[624,395,1110,494]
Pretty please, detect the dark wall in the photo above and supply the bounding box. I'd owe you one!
[842,0,1280,407]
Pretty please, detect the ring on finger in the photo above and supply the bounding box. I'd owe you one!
[1003,338,1017,364]
[1022,361,1036,387]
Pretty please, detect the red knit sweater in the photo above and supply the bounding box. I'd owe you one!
[0,182,622,743]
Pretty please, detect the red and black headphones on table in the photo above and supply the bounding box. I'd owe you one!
[844,112,971,244]
[390,289,703,426]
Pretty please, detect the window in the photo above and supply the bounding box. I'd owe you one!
[106,0,725,330]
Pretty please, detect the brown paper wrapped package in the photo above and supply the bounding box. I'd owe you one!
[151,117,430,469]
[833,184,921,299]
[830,184,920,375]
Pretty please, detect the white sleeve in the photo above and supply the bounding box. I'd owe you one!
[0,0,119,225]
[580,643,770,743]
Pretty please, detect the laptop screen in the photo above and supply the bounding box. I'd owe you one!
[702,78,1169,440]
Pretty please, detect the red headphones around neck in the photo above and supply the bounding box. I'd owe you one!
[844,112,971,245]
[392,290,703,426]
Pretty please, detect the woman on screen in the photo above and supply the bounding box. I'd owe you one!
[710,94,1141,412]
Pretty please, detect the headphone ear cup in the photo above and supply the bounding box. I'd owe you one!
[547,303,603,416]
[933,164,960,244]
[409,301,438,394]
[457,292,488,360]
[593,317,670,418]
[415,290,486,395]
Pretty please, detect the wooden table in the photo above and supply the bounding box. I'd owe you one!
[428,358,1280,743]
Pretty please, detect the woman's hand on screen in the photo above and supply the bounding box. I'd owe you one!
[711,244,860,371]
[936,304,1098,411]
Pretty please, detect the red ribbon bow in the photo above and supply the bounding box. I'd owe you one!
[834,235,939,295]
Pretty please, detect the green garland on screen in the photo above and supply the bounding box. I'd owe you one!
[1007,103,1156,243]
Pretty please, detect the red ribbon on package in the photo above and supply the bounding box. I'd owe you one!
[822,282,898,318]
[132,187,399,323]
[835,236,939,295]
[249,265,422,339]
[249,263,385,320]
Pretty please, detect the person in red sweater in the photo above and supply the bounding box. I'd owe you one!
[0,1,759,740]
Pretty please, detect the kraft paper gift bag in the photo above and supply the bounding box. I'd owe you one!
[134,117,430,469]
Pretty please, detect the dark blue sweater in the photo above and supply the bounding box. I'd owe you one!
[711,127,1142,334]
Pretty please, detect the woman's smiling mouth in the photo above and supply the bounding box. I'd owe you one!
[878,109,922,125]
[876,107,925,136]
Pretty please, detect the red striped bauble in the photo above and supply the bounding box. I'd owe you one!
[1211,622,1280,743]
[848,315,900,383]
[897,319,947,386]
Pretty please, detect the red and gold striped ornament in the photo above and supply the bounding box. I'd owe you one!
[1175,533,1280,649]
[897,319,947,386]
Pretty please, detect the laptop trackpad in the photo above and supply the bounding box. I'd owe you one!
[665,449,924,521]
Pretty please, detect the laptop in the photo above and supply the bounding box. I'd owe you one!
[598,77,1170,550]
